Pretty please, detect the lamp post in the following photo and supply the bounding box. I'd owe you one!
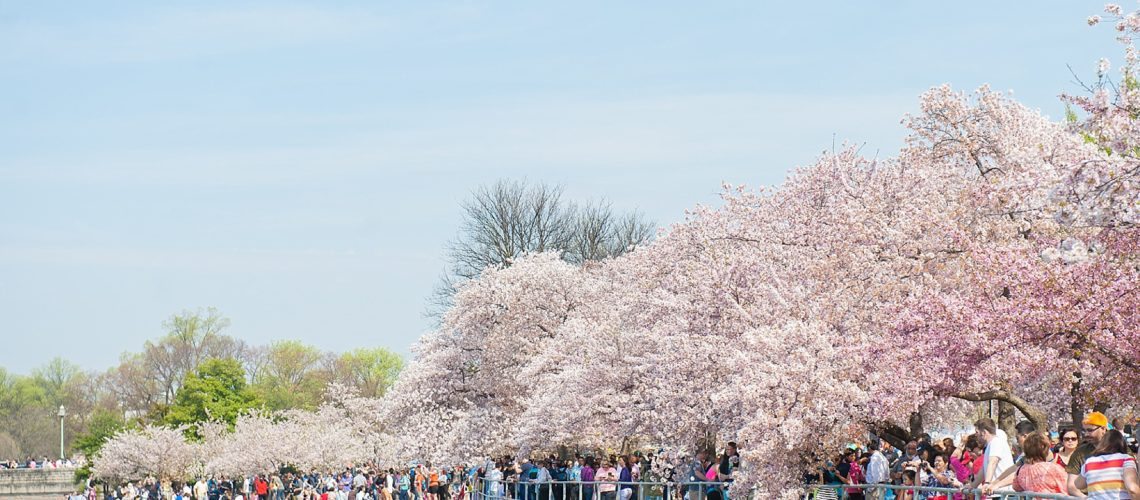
[57,405,66,460]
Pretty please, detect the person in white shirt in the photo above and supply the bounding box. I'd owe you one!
[864,439,891,500]
[967,417,1014,493]
[487,463,504,499]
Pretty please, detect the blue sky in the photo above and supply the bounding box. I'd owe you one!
[0,1,1118,373]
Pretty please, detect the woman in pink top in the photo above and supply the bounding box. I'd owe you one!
[1013,433,1068,494]
[594,459,619,500]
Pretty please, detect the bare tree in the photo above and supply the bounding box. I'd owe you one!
[142,307,241,406]
[566,201,655,263]
[430,179,655,317]
[448,180,575,280]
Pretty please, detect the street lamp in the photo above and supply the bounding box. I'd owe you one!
[57,405,66,460]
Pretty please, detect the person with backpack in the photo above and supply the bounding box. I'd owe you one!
[550,460,568,500]
[398,471,411,500]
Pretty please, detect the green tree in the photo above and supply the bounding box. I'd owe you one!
[30,357,83,406]
[145,308,242,406]
[165,358,259,438]
[330,347,404,398]
[251,340,326,411]
[72,409,127,481]
[1,361,95,458]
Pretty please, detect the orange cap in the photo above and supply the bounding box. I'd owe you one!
[1083,412,1108,428]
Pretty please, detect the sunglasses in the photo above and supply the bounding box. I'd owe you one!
[1063,437,1079,442]
[1082,427,1101,433]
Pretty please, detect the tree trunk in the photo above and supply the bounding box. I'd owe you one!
[1071,370,1084,428]
[874,422,911,451]
[998,400,1017,441]
[908,412,925,440]
[953,388,1047,432]
[696,430,716,455]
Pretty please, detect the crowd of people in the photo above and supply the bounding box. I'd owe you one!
[471,445,738,500]
[101,463,470,500]
[18,412,1140,500]
[91,444,741,500]
[807,412,1140,499]
[0,456,80,469]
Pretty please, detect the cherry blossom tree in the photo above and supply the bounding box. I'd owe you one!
[384,253,591,464]
[92,425,200,481]
[894,79,1140,427]
[1061,4,1140,228]
[90,11,1140,497]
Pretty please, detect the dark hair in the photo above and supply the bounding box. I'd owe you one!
[965,434,980,451]
[942,438,956,457]
[974,418,997,435]
[867,439,880,451]
[1015,420,1037,436]
[1022,433,1051,462]
[1093,430,1129,456]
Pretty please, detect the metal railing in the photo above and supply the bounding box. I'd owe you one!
[461,479,1077,500]
[468,478,727,500]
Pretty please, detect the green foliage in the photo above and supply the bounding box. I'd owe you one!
[252,340,326,411]
[72,410,127,482]
[73,410,127,458]
[0,368,46,419]
[334,347,404,398]
[165,358,260,438]
[31,357,85,407]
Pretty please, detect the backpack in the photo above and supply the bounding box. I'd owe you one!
[528,468,539,481]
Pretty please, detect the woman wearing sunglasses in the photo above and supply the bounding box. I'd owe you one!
[1055,428,1080,468]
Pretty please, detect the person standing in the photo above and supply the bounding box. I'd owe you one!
[683,451,707,500]
[1070,430,1140,498]
[595,459,618,500]
[1012,432,1068,494]
[1069,412,1110,475]
[864,440,890,500]
[1056,429,1080,468]
[834,450,864,500]
[254,475,269,500]
[427,464,440,500]
[891,442,920,483]
[580,457,596,500]
[967,418,1013,493]
[403,471,417,500]
[716,443,738,484]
